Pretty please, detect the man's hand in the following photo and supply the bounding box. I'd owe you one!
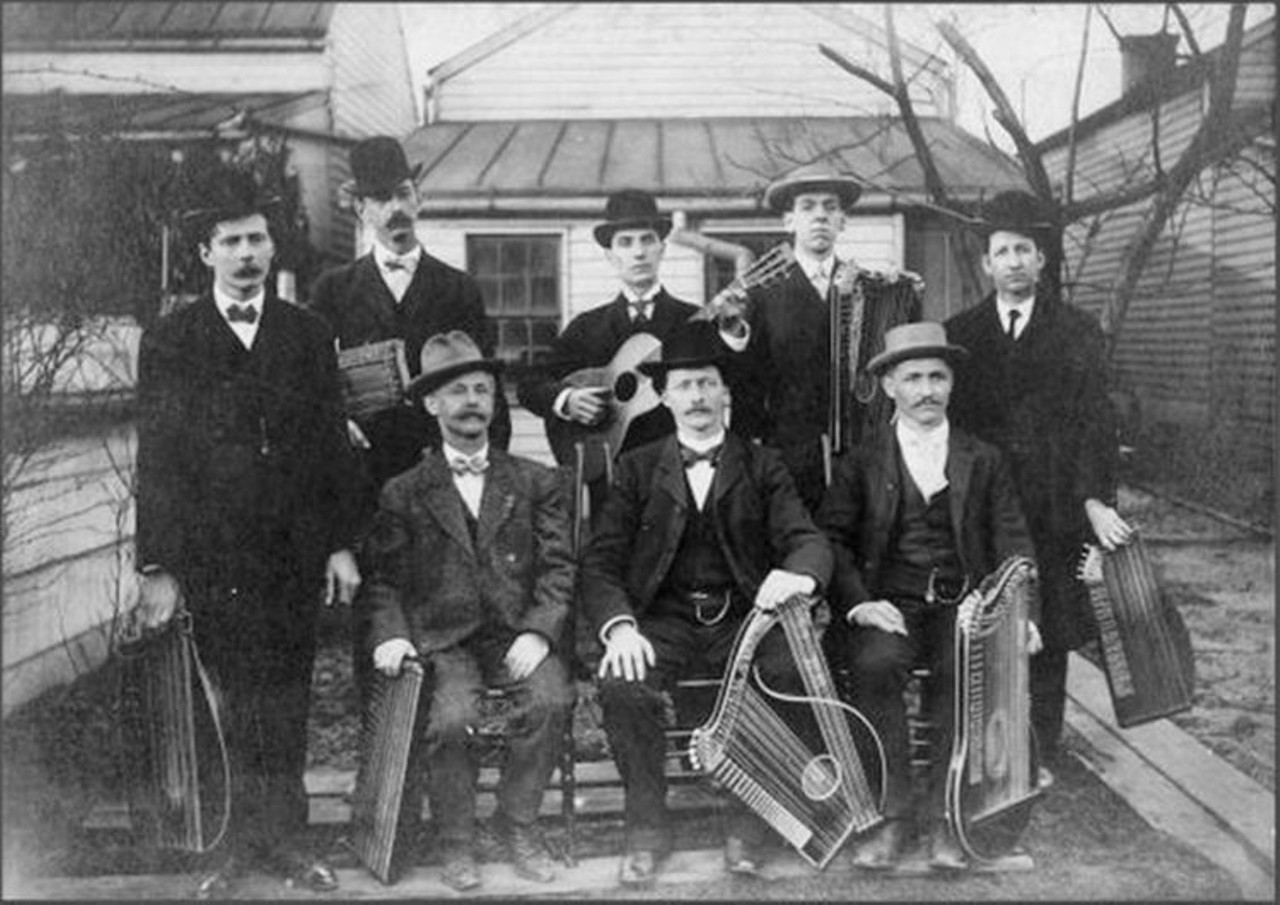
[346,418,372,450]
[598,622,656,683]
[848,599,907,636]
[324,549,361,606]
[1085,499,1134,551]
[136,571,183,631]
[372,638,417,676]
[505,632,551,681]
[701,286,750,338]
[754,570,816,612]
[1026,620,1044,656]
[566,387,610,426]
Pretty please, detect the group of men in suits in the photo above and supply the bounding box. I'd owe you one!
[133,133,1131,895]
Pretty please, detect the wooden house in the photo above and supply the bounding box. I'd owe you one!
[394,3,1026,388]
[2,1,418,265]
[1038,16,1275,469]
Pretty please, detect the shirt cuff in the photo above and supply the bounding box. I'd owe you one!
[599,614,636,646]
[553,387,574,420]
[720,323,750,351]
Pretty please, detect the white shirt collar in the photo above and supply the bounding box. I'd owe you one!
[375,242,422,268]
[895,415,949,449]
[213,285,266,317]
[443,440,489,464]
[676,429,725,453]
[622,284,662,305]
[996,294,1036,326]
[792,247,837,280]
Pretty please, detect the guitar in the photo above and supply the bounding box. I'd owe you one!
[546,332,663,480]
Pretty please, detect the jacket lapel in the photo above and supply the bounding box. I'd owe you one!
[476,452,519,552]
[353,255,400,336]
[946,429,976,547]
[421,454,475,553]
[708,434,744,511]
[868,430,901,562]
[654,436,690,511]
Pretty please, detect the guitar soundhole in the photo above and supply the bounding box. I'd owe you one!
[615,372,638,403]
[801,754,841,801]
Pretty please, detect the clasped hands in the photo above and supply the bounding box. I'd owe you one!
[372,631,550,680]
[598,570,816,683]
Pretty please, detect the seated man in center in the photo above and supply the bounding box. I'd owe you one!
[582,319,833,887]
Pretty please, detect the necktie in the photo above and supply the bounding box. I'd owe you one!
[1007,309,1021,340]
[449,453,488,476]
[226,304,258,325]
[630,302,650,327]
[680,444,722,468]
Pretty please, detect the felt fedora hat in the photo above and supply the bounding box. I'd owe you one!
[763,163,863,213]
[345,136,424,198]
[407,331,504,398]
[866,322,969,375]
[637,319,729,380]
[593,189,673,248]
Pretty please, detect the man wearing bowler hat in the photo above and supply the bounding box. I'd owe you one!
[582,319,832,887]
[818,321,1039,871]
[308,135,514,733]
[944,190,1132,766]
[519,188,703,467]
[362,331,575,891]
[134,170,363,897]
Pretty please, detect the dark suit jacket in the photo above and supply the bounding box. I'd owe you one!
[818,426,1036,624]
[517,289,702,457]
[582,433,833,632]
[135,293,361,599]
[945,293,1116,648]
[363,449,575,656]
[307,251,512,495]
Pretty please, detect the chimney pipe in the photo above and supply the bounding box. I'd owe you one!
[1119,32,1180,95]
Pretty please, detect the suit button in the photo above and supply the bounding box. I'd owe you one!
[506,553,517,564]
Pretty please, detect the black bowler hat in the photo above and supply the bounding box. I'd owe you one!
[345,136,423,198]
[976,190,1055,245]
[178,169,282,240]
[637,319,729,380]
[593,189,673,248]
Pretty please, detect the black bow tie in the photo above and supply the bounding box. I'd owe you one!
[383,255,417,272]
[680,444,722,468]
[225,304,258,325]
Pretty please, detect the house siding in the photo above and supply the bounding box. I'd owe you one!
[431,3,950,122]
[1041,18,1274,467]
[326,2,418,138]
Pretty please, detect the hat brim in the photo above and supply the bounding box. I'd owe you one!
[866,343,969,375]
[345,161,425,198]
[407,358,504,398]
[765,176,862,213]
[637,354,727,380]
[594,217,673,248]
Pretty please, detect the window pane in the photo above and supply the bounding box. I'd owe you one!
[467,234,562,384]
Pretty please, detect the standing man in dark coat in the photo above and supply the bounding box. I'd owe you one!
[945,190,1133,763]
[819,322,1039,871]
[307,136,513,718]
[715,164,869,514]
[518,189,701,465]
[363,332,575,892]
[308,135,511,493]
[134,172,363,897]
[582,320,833,888]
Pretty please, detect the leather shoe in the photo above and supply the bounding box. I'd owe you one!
[618,848,660,888]
[851,819,905,870]
[271,847,339,892]
[506,824,555,883]
[194,853,245,900]
[441,848,482,892]
[723,835,763,876]
[928,821,968,871]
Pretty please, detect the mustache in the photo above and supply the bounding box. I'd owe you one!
[234,265,264,277]
[386,214,414,230]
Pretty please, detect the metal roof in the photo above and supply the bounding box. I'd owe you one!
[2,91,329,139]
[402,116,1023,213]
[1,2,333,48]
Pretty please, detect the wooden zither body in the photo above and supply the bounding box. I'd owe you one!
[689,595,885,869]
[336,337,411,421]
[117,611,229,853]
[945,556,1043,861]
[350,658,428,884]
[1079,534,1195,728]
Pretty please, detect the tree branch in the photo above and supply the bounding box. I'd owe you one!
[1168,3,1203,59]
[1064,4,1094,206]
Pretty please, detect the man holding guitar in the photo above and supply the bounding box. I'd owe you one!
[518,190,702,471]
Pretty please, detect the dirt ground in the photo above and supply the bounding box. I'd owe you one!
[1112,485,1275,791]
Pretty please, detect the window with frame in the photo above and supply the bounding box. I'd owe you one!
[467,234,562,383]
